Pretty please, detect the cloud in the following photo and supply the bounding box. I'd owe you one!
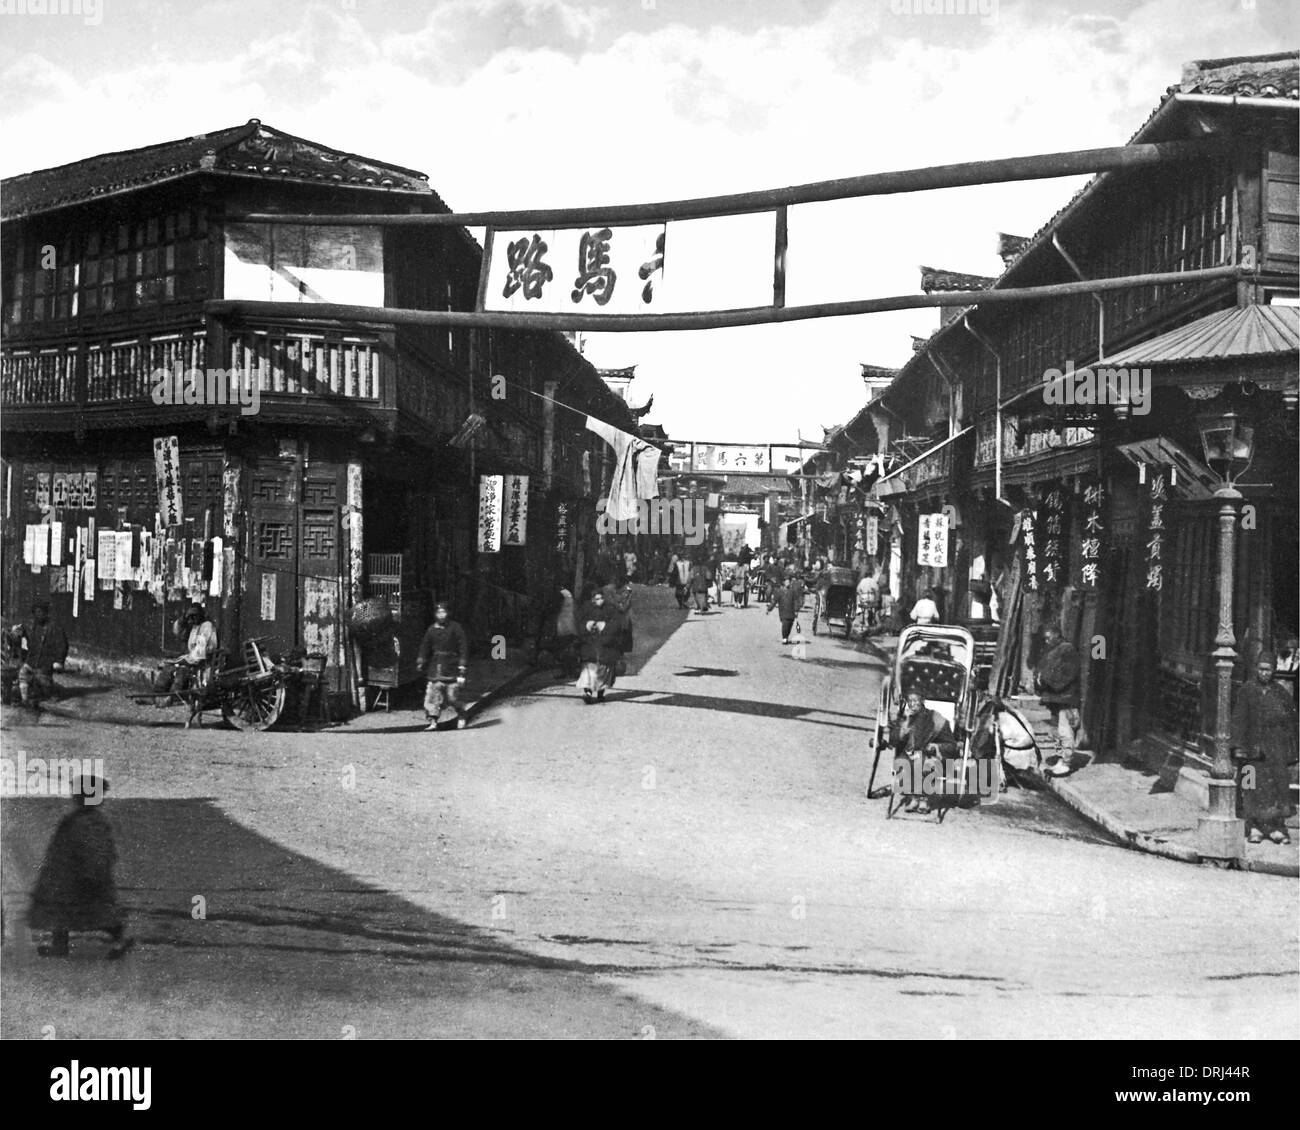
[0,0,1293,440]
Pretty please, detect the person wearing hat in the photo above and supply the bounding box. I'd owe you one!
[1231,651,1298,845]
[16,599,69,708]
[416,601,470,730]
[153,601,218,698]
[891,689,959,815]
[29,775,134,959]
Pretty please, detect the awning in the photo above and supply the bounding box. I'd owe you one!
[871,426,972,499]
[1104,304,1299,367]
[1116,437,1220,501]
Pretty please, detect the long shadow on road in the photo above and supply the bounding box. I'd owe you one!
[1,796,720,1039]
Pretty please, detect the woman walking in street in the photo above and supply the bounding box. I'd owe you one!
[576,589,625,705]
[1231,652,1298,844]
[688,558,712,614]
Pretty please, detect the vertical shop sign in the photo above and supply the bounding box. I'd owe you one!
[153,437,183,527]
[1079,479,1104,589]
[503,475,529,546]
[478,475,503,554]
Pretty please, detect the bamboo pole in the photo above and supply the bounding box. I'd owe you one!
[226,139,1232,228]
[206,264,1268,334]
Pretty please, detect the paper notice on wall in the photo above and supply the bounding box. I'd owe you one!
[96,531,118,581]
[260,573,276,621]
[33,524,49,568]
[23,524,36,564]
[35,473,51,510]
[50,521,64,566]
[209,536,223,597]
[115,531,133,581]
[83,558,96,601]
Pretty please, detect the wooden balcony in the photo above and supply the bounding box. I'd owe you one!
[2,320,388,430]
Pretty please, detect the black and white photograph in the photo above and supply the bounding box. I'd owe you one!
[0,0,1297,1070]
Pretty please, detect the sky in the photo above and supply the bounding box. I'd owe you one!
[1,0,1296,445]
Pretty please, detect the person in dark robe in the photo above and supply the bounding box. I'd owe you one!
[29,776,133,958]
[1231,652,1298,844]
[892,690,959,814]
[575,589,625,704]
[16,599,69,708]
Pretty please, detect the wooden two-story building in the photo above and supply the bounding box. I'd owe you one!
[1,120,633,697]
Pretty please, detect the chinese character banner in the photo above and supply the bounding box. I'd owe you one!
[481,213,777,317]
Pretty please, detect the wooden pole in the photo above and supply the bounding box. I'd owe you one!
[226,139,1232,228]
[206,264,1262,334]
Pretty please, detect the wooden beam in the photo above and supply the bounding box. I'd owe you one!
[226,139,1233,228]
[205,264,1270,334]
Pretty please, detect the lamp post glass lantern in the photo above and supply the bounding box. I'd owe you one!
[1196,410,1257,861]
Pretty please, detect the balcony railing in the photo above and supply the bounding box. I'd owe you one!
[2,324,383,408]
[229,328,381,400]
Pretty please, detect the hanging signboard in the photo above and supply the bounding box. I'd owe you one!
[917,512,949,567]
[477,474,503,554]
[692,444,769,473]
[1078,478,1104,589]
[865,514,879,557]
[153,436,183,527]
[1037,485,1068,588]
[479,214,778,318]
[503,475,529,546]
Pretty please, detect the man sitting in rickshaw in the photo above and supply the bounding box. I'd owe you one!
[893,689,958,815]
[153,602,219,700]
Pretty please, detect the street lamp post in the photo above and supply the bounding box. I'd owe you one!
[1196,411,1255,862]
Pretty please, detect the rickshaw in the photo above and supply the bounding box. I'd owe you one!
[811,566,858,637]
[866,624,997,821]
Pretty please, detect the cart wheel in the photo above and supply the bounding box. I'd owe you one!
[222,678,287,731]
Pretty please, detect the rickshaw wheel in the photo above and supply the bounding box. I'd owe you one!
[222,678,286,731]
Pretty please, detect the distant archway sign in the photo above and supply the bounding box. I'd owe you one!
[217,138,1287,332]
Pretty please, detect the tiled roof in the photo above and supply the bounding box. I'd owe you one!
[1180,52,1300,98]
[1103,304,1299,366]
[2,120,434,220]
[920,266,995,292]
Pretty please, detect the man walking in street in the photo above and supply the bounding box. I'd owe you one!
[767,567,806,644]
[15,599,69,708]
[417,601,470,731]
[1035,624,1081,776]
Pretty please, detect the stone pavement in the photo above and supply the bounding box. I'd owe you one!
[860,631,1299,878]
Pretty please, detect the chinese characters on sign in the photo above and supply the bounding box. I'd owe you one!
[692,445,769,473]
[1079,479,1104,588]
[478,475,503,554]
[485,225,667,316]
[503,475,529,547]
[555,501,570,555]
[1144,468,1167,592]
[153,436,183,527]
[1038,486,1068,588]
[865,514,879,557]
[1021,508,1039,592]
[917,512,949,567]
